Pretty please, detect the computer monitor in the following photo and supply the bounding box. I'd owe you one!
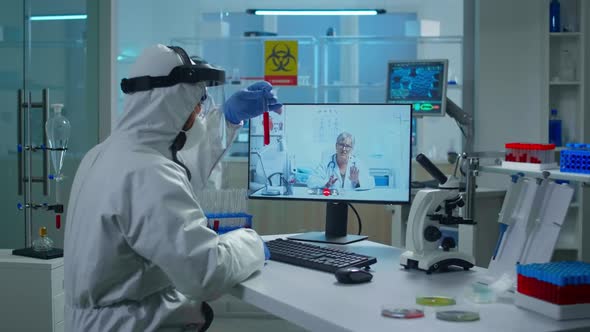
[248,103,412,244]
[386,59,448,116]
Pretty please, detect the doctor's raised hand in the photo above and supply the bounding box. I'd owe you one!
[223,81,283,124]
[325,175,338,188]
[349,165,360,188]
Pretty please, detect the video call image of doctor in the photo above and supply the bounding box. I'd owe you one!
[307,132,375,190]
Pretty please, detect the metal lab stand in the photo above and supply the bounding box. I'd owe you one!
[15,89,63,258]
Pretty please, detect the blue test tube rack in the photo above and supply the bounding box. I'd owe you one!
[205,212,253,234]
[560,143,590,174]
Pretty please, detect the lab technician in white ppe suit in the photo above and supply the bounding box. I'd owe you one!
[64,44,282,332]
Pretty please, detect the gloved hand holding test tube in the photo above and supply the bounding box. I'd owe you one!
[224,81,282,128]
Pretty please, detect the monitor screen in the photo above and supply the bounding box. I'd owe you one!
[248,103,412,204]
[386,59,448,116]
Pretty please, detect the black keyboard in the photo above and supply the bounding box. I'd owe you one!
[266,238,377,273]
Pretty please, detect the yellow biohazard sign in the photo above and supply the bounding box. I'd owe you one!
[264,40,298,85]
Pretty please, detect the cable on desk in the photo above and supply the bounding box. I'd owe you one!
[347,203,362,235]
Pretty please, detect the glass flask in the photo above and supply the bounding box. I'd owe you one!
[33,227,54,252]
[45,103,71,181]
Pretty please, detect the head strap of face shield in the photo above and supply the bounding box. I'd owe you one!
[167,46,192,66]
[120,46,225,94]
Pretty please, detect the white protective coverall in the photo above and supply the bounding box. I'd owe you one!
[64,45,265,332]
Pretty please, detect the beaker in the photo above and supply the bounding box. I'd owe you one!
[559,49,576,81]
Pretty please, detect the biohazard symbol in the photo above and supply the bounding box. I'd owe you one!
[265,43,296,72]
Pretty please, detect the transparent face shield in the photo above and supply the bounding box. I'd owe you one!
[198,85,225,119]
[194,84,228,149]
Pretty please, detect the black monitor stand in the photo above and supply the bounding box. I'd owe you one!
[287,202,368,245]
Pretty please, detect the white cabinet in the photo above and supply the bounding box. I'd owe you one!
[542,0,590,261]
[545,0,585,144]
[0,250,64,332]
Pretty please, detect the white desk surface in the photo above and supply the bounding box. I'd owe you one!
[231,235,590,332]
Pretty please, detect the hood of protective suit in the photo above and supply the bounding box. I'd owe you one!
[114,44,206,155]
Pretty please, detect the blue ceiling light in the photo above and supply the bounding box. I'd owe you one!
[29,14,87,21]
[246,9,386,16]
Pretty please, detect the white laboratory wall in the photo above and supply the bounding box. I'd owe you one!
[475,0,545,150]
[416,0,464,161]
[474,0,545,188]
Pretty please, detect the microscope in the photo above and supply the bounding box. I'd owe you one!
[400,153,476,274]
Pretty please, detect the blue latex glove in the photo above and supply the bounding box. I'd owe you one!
[263,241,271,261]
[224,81,283,125]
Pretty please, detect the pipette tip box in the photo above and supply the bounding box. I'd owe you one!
[515,262,590,320]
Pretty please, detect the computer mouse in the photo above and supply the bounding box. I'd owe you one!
[334,266,373,284]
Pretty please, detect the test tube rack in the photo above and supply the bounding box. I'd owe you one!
[205,212,253,235]
[503,143,557,171]
[560,143,590,174]
[515,261,590,320]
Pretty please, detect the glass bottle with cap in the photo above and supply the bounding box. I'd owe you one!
[32,226,54,252]
[549,109,562,146]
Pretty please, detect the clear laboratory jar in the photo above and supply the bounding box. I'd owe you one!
[32,227,54,252]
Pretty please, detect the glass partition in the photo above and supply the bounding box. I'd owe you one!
[169,35,463,160]
[0,0,95,249]
[170,36,321,103]
[115,3,466,163]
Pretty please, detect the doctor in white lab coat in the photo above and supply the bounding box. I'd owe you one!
[307,132,374,191]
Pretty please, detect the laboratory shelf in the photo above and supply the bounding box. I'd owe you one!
[549,32,582,37]
[171,36,319,46]
[549,81,581,86]
[555,231,578,251]
[0,41,86,49]
[319,35,463,46]
[479,165,590,184]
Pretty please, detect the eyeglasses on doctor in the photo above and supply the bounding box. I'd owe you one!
[337,143,353,150]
